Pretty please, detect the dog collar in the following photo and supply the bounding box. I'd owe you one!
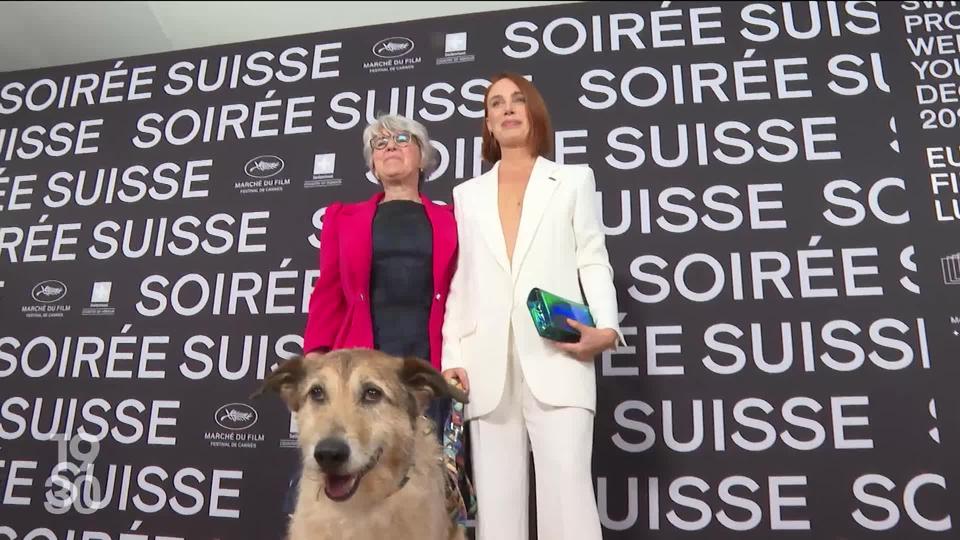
[390,456,414,496]
[379,468,411,502]
[380,416,431,500]
[397,471,410,489]
[386,428,421,498]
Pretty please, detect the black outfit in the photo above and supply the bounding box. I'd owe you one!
[370,201,450,440]
[369,199,434,360]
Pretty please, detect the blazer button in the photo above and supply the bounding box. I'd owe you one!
[435,293,441,301]
[359,293,365,301]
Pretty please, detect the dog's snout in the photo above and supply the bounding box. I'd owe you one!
[314,437,350,468]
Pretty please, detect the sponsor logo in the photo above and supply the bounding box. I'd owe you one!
[306,153,342,188]
[365,37,422,73]
[281,412,299,449]
[446,32,467,55]
[205,403,264,449]
[32,280,67,303]
[314,153,336,176]
[90,281,111,303]
[215,403,258,431]
[437,32,475,65]
[244,155,285,178]
[373,37,415,59]
[23,280,71,318]
[942,253,960,285]
[82,281,115,317]
[235,155,291,195]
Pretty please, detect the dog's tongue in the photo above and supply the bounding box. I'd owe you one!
[325,474,356,500]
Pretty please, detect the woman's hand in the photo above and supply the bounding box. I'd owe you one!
[442,368,470,394]
[554,319,619,362]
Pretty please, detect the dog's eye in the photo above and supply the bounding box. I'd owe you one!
[309,386,326,402]
[362,387,383,404]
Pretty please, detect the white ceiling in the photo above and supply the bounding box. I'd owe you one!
[0,1,574,73]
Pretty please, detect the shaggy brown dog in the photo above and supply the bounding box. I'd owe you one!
[255,349,468,540]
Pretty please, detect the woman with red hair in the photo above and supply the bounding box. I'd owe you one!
[441,73,624,539]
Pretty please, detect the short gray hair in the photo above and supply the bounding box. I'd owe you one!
[362,114,438,180]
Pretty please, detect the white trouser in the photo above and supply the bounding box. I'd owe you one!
[469,328,603,540]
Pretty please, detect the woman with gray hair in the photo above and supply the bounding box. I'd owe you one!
[360,114,439,186]
[303,113,455,370]
[286,114,460,513]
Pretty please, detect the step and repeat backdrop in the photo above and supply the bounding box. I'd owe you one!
[1,1,958,538]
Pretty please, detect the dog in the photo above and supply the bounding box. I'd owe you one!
[254,348,469,540]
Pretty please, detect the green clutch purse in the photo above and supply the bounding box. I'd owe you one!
[526,287,595,343]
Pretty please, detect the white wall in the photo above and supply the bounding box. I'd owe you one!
[0,1,575,72]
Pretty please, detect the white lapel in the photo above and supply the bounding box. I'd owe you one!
[474,163,511,274]
[510,156,560,282]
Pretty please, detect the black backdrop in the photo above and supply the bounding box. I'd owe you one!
[1,1,958,538]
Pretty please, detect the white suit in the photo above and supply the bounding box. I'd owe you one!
[441,156,623,540]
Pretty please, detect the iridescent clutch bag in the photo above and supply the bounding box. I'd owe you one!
[527,287,595,343]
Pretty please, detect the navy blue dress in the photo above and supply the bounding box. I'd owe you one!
[369,200,450,438]
[369,199,433,359]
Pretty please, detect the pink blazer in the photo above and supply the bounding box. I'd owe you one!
[302,192,458,370]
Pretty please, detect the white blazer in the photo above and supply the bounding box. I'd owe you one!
[441,156,624,420]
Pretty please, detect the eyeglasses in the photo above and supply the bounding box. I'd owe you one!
[370,131,414,150]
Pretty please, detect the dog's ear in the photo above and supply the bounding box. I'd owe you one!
[251,355,307,411]
[400,356,469,414]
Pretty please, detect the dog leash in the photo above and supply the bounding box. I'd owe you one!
[441,380,477,528]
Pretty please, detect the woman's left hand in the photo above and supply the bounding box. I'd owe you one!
[553,319,619,362]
